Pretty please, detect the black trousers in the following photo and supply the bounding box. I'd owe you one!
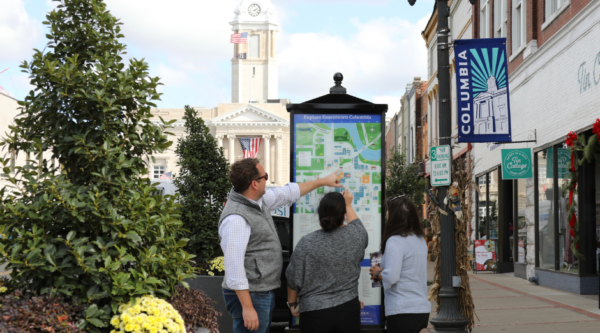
[386,313,430,333]
[299,297,361,333]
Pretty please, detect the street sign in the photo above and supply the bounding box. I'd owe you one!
[431,145,451,187]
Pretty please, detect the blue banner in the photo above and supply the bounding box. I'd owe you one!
[454,38,512,143]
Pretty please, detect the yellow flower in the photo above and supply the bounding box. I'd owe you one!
[110,316,120,327]
[125,323,134,332]
[0,287,7,293]
[150,327,158,333]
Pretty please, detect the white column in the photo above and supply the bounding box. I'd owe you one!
[216,135,224,149]
[275,134,282,185]
[228,134,236,164]
[262,135,271,182]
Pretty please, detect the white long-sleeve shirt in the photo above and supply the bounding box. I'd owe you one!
[381,235,431,315]
[218,183,301,290]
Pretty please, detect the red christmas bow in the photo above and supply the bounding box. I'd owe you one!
[592,119,600,138]
[566,131,577,147]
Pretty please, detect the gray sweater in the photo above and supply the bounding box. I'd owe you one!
[286,219,368,313]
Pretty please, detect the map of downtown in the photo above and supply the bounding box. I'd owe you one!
[292,114,384,325]
[293,114,383,252]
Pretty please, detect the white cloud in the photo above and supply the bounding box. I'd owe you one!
[104,0,238,70]
[0,0,43,62]
[372,96,401,118]
[278,15,430,102]
[155,64,192,88]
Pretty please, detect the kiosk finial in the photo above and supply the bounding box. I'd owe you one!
[330,72,347,94]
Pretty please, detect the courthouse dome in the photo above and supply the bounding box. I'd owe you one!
[232,0,279,24]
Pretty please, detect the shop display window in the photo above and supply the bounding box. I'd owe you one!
[537,148,556,270]
[558,145,578,274]
[516,178,527,263]
[489,170,499,241]
[476,171,499,241]
[477,175,488,239]
[596,153,600,274]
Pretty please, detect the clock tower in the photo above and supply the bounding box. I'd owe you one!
[231,0,279,103]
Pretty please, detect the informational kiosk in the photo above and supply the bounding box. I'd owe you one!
[286,73,387,332]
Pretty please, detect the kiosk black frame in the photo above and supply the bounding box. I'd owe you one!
[285,76,388,332]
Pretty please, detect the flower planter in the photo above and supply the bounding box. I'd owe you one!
[187,275,232,333]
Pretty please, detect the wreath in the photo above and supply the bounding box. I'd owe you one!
[563,118,600,258]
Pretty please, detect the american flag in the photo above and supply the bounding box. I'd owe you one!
[238,138,262,158]
[159,171,172,180]
[230,32,248,44]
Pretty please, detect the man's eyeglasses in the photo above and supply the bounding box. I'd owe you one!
[388,194,405,203]
[255,173,268,182]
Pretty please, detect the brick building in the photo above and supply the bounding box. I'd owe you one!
[470,0,600,294]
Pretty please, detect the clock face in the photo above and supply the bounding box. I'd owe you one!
[248,3,261,17]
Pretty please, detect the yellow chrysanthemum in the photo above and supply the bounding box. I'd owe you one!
[110,316,120,327]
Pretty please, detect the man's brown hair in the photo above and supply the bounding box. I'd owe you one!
[229,158,260,193]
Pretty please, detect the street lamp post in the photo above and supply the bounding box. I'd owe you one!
[408,0,476,332]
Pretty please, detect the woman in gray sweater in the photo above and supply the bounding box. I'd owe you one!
[286,188,367,333]
[370,195,431,333]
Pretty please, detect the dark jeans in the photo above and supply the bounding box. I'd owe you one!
[299,297,361,333]
[223,288,276,333]
[386,313,430,333]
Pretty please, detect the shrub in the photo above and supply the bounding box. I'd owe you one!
[0,0,195,331]
[0,289,85,333]
[174,106,230,261]
[110,295,185,333]
[168,286,220,333]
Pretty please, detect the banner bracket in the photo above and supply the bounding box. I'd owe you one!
[493,129,537,145]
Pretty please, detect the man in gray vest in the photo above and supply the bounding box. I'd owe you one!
[219,158,341,333]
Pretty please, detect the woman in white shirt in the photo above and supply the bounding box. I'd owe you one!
[369,195,431,333]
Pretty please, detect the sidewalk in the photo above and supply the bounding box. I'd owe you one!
[425,262,600,332]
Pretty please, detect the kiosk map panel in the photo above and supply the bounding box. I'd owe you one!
[292,113,383,325]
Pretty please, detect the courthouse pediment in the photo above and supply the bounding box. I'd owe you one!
[210,104,289,127]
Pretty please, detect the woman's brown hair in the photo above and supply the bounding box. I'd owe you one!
[380,195,425,254]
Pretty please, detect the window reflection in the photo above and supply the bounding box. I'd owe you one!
[477,175,488,239]
[517,179,527,263]
[489,170,499,241]
[538,149,555,270]
[595,153,600,274]
[558,145,577,274]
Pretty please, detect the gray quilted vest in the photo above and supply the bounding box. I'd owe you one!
[219,189,283,292]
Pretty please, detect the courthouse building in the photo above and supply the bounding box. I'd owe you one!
[470,0,600,294]
[148,0,291,186]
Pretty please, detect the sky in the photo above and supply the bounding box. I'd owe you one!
[0,0,435,117]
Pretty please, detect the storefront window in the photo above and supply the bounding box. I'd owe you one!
[489,170,499,241]
[557,145,577,274]
[517,179,527,263]
[595,153,600,274]
[477,175,488,239]
[537,149,556,270]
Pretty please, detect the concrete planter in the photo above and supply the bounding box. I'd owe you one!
[187,275,232,333]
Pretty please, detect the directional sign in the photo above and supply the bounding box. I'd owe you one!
[431,145,451,187]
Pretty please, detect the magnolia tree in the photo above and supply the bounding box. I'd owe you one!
[385,148,427,207]
[0,0,194,330]
[174,106,230,262]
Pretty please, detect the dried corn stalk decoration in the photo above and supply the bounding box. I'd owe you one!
[427,154,476,331]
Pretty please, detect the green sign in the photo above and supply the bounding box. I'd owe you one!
[431,145,451,186]
[501,148,533,179]
[546,148,570,178]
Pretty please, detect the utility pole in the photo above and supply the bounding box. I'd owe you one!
[408,1,475,332]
